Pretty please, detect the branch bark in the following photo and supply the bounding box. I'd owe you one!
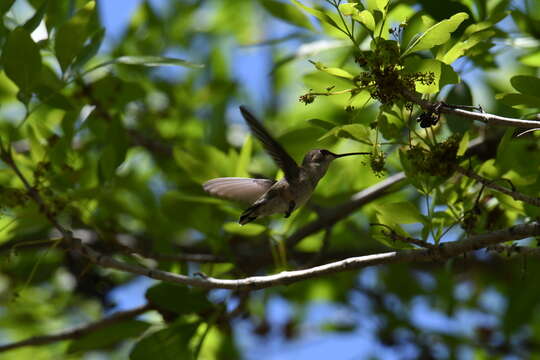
[0,304,151,353]
[76,223,540,290]
[456,165,540,207]
[402,89,540,129]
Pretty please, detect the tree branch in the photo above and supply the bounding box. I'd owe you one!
[286,171,407,249]
[456,165,540,207]
[75,223,540,290]
[126,247,229,264]
[0,304,151,353]
[402,89,540,129]
[489,244,540,257]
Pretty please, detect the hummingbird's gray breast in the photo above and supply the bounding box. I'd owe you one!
[250,172,317,217]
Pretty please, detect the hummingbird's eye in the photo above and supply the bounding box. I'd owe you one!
[320,150,331,156]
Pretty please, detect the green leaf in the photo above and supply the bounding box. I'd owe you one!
[319,124,371,144]
[377,110,403,140]
[113,56,204,68]
[457,132,469,156]
[402,12,469,57]
[67,320,150,354]
[236,135,252,177]
[463,11,507,37]
[366,0,389,14]
[73,27,105,69]
[35,86,74,110]
[374,201,427,224]
[520,50,540,67]
[130,321,198,360]
[291,0,341,31]
[55,1,96,71]
[223,222,266,236]
[437,30,495,64]
[353,10,375,31]
[146,283,213,315]
[496,93,540,109]
[308,118,337,131]
[98,119,128,181]
[260,0,313,30]
[309,61,354,80]
[23,0,48,33]
[445,82,473,133]
[510,75,540,96]
[371,215,415,249]
[173,144,232,183]
[403,57,459,94]
[2,27,42,94]
[338,3,358,16]
[0,0,14,15]
[496,128,514,167]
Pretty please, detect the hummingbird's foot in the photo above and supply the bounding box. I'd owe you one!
[284,201,296,218]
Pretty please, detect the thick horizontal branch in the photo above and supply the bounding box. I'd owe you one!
[0,304,151,353]
[402,89,540,129]
[456,165,540,207]
[77,223,540,290]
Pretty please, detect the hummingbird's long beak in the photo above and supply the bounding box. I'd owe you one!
[332,152,371,158]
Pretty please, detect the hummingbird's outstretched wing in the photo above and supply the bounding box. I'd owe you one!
[203,177,275,204]
[239,106,300,182]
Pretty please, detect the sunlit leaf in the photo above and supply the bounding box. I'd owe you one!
[236,135,252,177]
[319,124,371,144]
[366,0,389,14]
[260,0,314,30]
[437,30,495,64]
[308,118,337,130]
[291,0,342,31]
[309,60,354,80]
[374,201,427,224]
[457,131,469,156]
[223,222,266,236]
[402,12,469,57]
[353,10,375,31]
[338,3,358,16]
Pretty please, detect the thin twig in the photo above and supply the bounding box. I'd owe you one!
[456,165,540,207]
[0,304,152,353]
[402,89,540,129]
[122,246,229,264]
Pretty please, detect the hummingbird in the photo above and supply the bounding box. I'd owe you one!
[203,106,370,225]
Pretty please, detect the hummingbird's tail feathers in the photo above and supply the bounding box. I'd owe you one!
[202,177,274,204]
[239,203,261,225]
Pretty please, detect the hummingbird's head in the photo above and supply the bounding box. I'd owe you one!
[302,149,370,181]
[302,149,370,167]
[302,149,337,168]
